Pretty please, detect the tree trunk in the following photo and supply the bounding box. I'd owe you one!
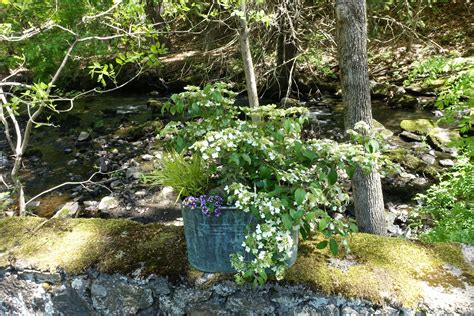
[335,0,386,235]
[238,0,259,109]
[274,0,300,99]
[405,0,422,53]
[144,0,171,49]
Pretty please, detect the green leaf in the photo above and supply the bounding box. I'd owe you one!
[316,240,328,249]
[367,139,379,153]
[170,105,177,115]
[191,102,199,114]
[213,91,223,102]
[329,239,339,256]
[242,153,251,165]
[303,149,317,161]
[300,223,311,239]
[347,165,356,179]
[230,153,240,166]
[328,167,338,185]
[294,188,306,205]
[349,223,359,233]
[290,209,304,221]
[284,119,292,132]
[319,217,330,231]
[305,211,317,222]
[259,166,271,178]
[282,214,293,230]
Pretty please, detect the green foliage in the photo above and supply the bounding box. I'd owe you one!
[301,47,336,79]
[160,82,238,152]
[412,157,474,244]
[405,56,473,148]
[141,151,209,199]
[1,0,163,84]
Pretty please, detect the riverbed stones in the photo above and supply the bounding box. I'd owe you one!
[400,119,434,135]
[98,196,119,211]
[146,99,162,112]
[280,97,301,108]
[421,153,436,165]
[428,127,460,153]
[77,131,90,142]
[439,159,455,167]
[54,202,80,218]
[83,201,99,212]
[226,291,276,314]
[126,166,141,179]
[152,186,178,209]
[141,154,153,161]
[400,131,423,142]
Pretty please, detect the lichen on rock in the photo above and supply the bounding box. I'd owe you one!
[400,119,434,135]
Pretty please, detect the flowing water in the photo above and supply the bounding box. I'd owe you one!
[0,93,434,204]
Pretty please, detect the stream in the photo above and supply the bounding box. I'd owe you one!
[0,92,435,218]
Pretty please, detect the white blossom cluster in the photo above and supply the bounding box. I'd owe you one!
[226,183,294,280]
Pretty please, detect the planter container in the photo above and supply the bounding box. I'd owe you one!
[182,206,299,273]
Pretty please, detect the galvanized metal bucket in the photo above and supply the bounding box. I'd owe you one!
[182,206,299,273]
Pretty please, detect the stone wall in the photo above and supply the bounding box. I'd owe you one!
[0,268,408,316]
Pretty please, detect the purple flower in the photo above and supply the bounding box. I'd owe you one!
[182,194,224,217]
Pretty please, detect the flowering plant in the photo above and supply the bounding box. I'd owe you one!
[182,195,224,217]
[160,83,383,285]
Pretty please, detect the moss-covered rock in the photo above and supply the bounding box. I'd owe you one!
[0,217,186,279]
[113,120,163,140]
[400,119,434,135]
[286,234,473,307]
[385,148,439,177]
[0,218,471,308]
[147,99,163,112]
[373,119,394,139]
[428,127,461,152]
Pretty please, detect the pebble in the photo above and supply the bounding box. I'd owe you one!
[439,159,455,167]
[98,196,120,211]
[141,154,153,161]
[77,131,90,142]
[421,154,436,165]
[400,131,423,142]
[134,191,146,197]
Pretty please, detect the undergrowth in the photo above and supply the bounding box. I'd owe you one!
[411,156,474,244]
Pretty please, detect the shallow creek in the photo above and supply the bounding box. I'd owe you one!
[0,93,434,215]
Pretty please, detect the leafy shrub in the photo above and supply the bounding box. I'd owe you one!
[158,84,389,284]
[405,55,473,151]
[412,157,474,244]
[141,151,209,199]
